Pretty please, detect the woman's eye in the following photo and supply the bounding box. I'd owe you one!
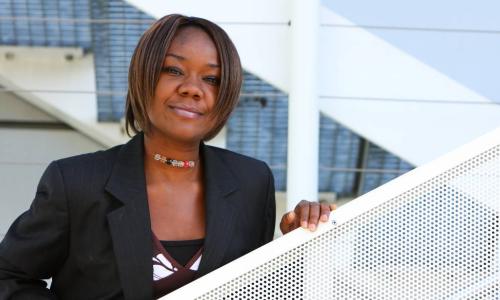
[162,67,182,75]
[204,76,220,85]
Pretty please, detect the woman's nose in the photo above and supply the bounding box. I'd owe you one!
[178,77,203,100]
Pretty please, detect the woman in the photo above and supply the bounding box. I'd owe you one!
[0,14,333,299]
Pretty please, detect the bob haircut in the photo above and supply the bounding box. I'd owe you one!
[125,14,243,140]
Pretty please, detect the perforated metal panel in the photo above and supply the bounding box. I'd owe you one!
[163,128,500,300]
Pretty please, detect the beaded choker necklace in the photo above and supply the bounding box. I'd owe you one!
[153,153,196,168]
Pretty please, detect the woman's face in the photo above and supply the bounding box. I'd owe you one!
[148,26,220,143]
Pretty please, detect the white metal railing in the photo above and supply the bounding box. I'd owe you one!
[162,127,500,299]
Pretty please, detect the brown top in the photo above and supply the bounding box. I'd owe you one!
[152,234,204,299]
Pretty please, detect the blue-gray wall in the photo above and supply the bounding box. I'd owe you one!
[0,0,91,48]
[90,0,153,120]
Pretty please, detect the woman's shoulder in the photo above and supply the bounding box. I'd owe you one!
[204,145,272,176]
[54,143,123,171]
[48,144,126,190]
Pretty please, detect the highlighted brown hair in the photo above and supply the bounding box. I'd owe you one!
[125,14,242,140]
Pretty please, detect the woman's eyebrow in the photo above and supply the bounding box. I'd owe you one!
[165,53,185,60]
[165,53,220,68]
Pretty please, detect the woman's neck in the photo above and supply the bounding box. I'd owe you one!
[143,132,203,182]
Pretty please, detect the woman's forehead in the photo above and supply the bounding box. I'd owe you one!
[170,26,215,49]
[165,27,219,64]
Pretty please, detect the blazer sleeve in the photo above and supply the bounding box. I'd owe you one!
[261,164,276,245]
[0,161,69,300]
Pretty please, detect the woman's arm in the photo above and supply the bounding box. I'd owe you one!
[0,161,69,299]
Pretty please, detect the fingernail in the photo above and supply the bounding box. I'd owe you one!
[320,215,328,222]
[301,221,308,228]
[309,224,316,231]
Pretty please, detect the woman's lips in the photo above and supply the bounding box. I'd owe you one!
[170,106,203,119]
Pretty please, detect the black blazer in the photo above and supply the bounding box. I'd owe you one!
[0,133,276,299]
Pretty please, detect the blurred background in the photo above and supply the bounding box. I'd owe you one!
[1,0,500,237]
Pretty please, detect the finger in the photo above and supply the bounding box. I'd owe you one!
[280,210,295,223]
[330,203,337,211]
[320,203,330,222]
[308,202,320,231]
[285,211,296,223]
[295,200,309,229]
[280,211,296,234]
[289,211,301,232]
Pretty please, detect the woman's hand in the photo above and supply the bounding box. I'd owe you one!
[279,200,336,234]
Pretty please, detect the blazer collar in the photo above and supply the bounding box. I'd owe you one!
[104,133,241,296]
[105,133,153,300]
[197,143,240,276]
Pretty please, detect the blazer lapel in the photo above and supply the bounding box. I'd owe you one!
[197,144,239,277]
[105,133,153,300]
